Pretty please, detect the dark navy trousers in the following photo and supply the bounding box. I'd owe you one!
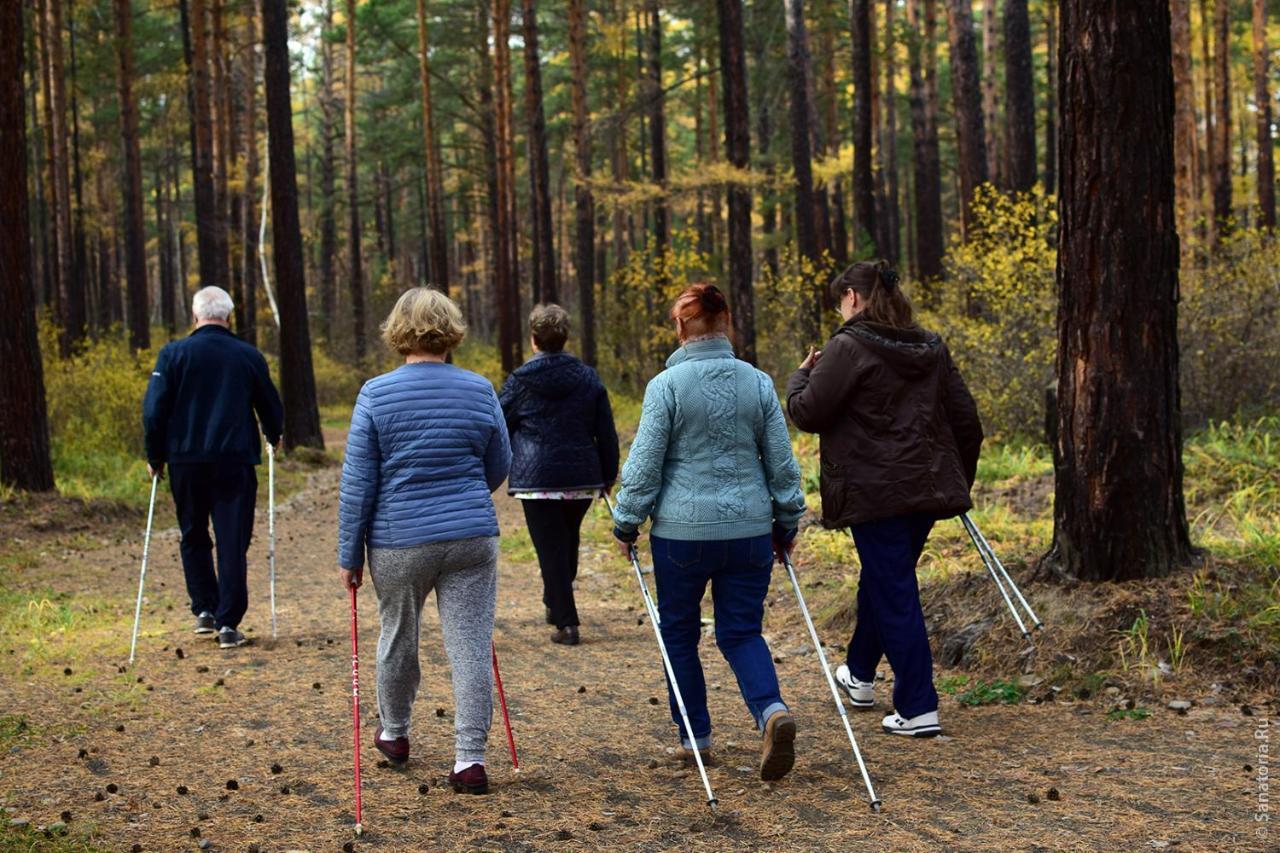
[846,513,939,719]
[651,534,788,749]
[169,462,257,631]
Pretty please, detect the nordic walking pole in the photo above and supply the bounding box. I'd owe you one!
[128,474,160,666]
[963,514,1043,630]
[349,585,364,836]
[601,495,717,812]
[268,441,277,640]
[492,644,520,771]
[958,514,1030,639]
[780,550,882,812]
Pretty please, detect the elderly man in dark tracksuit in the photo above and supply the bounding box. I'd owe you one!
[143,286,284,649]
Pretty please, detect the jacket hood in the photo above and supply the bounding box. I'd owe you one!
[511,352,592,400]
[836,319,943,378]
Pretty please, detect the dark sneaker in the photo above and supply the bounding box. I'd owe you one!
[374,725,409,765]
[447,763,488,794]
[194,612,215,634]
[217,628,248,649]
[759,711,797,782]
[550,626,580,646]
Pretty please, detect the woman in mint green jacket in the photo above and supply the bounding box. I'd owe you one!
[612,283,807,783]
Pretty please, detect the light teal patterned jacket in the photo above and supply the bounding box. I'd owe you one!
[613,336,806,541]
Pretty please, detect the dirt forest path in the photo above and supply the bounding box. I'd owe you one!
[0,458,1268,851]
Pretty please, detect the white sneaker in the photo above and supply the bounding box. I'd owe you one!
[881,710,941,738]
[834,664,876,709]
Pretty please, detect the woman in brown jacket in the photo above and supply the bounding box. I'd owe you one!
[786,260,983,738]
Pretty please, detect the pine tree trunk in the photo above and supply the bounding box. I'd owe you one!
[1044,0,1056,194]
[568,0,596,363]
[0,0,56,491]
[908,0,945,282]
[1200,0,1215,236]
[716,0,756,364]
[785,0,821,271]
[263,0,323,450]
[67,3,88,339]
[1253,0,1275,228]
[415,0,449,293]
[645,0,668,257]
[492,0,520,373]
[1003,0,1036,192]
[156,159,176,335]
[851,0,879,254]
[1171,0,1199,236]
[522,0,557,303]
[114,0,149,352]
[41,0,83,352]
[186,0,227,299]
[318,0,336,343]
[821,15,849,268]
[345,0,365,359]
[241,2,259,347]
[981,0,1001,188]
[882,0,901,264]
[1051,0,1193,581]
[945,0,988,236]
[1212,0,1232,229]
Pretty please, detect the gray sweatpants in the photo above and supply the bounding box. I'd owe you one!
[367,536,498,764]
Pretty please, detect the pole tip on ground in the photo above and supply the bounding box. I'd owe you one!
[354,823,363,836]
[1035,622,1046,631]
[871,800,882,813]
[708,799,718,813]
[1021,632,1033,641]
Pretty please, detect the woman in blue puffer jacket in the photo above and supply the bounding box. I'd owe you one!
[499,304,619,646]
[338,287,510,796]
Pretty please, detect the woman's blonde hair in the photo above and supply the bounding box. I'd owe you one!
[380,287,467,355]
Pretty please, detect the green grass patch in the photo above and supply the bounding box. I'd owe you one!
[0,715,34,748]
[1106,707,1152,722]
[976,443,1053,482]
[0,821,101,851]
[956,679,1025,706]
[937,675,971,695]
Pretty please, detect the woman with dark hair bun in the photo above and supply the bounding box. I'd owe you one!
[612,283,807,781]
[787,261,984,739]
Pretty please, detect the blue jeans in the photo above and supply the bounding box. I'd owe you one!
[650,534,787,749]
[846,513,938,719]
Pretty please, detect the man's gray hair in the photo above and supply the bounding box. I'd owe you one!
[192,286,234,322]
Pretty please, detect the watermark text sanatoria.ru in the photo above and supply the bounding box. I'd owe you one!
[1257,715,1270,840]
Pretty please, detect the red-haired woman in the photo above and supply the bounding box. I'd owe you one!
[611,284,808,781]
[787,261,983,738]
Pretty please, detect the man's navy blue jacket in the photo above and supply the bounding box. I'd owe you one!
[143,325,284,466]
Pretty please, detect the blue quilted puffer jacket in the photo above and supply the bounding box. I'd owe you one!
[337,362,511,569]
[498,352,620,493]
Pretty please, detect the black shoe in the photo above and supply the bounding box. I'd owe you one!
[194,612,215,634]
[218,628,248,649]
[550,626,580,646]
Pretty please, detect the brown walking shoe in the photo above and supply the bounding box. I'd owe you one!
[759,711,796,782]
[374,725,409,765]
[447,763,489,794]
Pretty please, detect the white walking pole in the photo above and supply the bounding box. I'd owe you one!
[128,475,160,666]
[780,551,882,811]
[602,495,716,811]
[268,441,277,640]
[958,514,1030,639]
[962,513,1043,630]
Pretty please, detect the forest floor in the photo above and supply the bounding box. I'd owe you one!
[0,439,1274,851]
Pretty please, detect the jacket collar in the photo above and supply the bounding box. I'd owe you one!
[191,324,234,338]
[666,335,735,368]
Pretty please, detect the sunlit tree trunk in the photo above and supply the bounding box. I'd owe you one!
[716,0,756,363]
[263,0,323,450]
[1171,0,1199,237]
[1044,0,1057,195]
[1051,0,1193,581]
[0,0,55,491]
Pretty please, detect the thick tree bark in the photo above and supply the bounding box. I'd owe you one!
[716,0,756,364]
[1171,0,1199,235]
[1051,0,1193,581]
[945,0,988,235]
[567,0,596,363]
[1253,0,1275,228]
[851,0,878,254]
[1044,0,1056,194]
[522,0,557,303]
[908,0,945,282]
[981,0,1001,188]
[1003,0,1036,192]
[1212,0,1232,229]
[0,0,56,491]
[262,0,323,450]
[882,0,901,263]
[318,0,336,343]
[785,0,821,268]
[345,0,366,359]
[415,0,449,293]
[114,0,149,352]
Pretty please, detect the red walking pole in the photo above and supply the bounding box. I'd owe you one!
[349,585,364,836]
[491,643,519,771]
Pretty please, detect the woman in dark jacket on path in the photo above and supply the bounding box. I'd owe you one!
[499,304,620,645]
[787,260,983,739]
